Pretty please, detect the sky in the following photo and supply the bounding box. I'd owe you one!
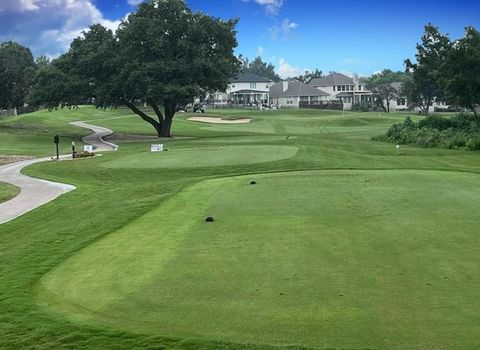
[0,0,479,78]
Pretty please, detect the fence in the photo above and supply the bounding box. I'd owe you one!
[299,101,344,110]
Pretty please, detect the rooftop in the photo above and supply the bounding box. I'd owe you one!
[270,80,330,98]
[309,72,354,87]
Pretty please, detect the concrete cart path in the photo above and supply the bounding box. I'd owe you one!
[0,122,118,225]
[70,121,118,152]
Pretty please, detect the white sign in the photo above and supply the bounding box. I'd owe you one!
[84,145,94,153]
[151,144,164,152]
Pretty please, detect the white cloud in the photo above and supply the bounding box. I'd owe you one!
[269,19,298,41]
[256,46,265,57]
[0,0,122,57]
[127,0,143,6]
[242,0,284,15]
[276,58,308,79]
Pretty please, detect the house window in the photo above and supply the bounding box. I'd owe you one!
[338,85,341,91]
[397,98,406,106]
[250,82,256,89]
[358,85,362,91]
[342,85,346,91]
[333,86,336,91]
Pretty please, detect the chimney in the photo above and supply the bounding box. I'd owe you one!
[282,80,289,92]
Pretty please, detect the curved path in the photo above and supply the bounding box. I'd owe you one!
[0,122,117,225]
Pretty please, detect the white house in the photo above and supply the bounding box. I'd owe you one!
[209,72,273,107]
[269,80,329,108]
[309,72,373,110]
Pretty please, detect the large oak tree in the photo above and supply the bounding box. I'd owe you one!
[36,0,240,137]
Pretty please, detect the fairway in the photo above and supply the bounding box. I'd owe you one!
[38,169,480,349]
[2,107,480,350]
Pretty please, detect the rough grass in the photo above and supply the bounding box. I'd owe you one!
[1,106,480,349]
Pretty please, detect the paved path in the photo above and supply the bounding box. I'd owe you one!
[70,121,118,152]
[0,122,117,225]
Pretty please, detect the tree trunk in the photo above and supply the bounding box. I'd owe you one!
[470,104,478,118]
[160,103,176,138]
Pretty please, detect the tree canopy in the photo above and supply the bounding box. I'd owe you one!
[0,41,35,109]
[363,69,407,113]
[291,69,323,84]
[404,24,450,115]
[242,56,280,82]
[30,0,240,137]
[440,26,480,117]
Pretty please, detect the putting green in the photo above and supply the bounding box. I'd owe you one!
[37,169,480,349]
[102,145,298,168]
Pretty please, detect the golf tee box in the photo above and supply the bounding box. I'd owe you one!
[151,144,165,152]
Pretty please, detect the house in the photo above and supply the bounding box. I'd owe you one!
[269,80,329,108]
[209,72,273,107]
[309,72,373,110]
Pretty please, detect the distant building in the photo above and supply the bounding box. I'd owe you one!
[269,80,329,108]
[309,72,373,110]
[209,72,273,107]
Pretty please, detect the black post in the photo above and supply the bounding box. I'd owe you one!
[72,141,76,159]
[53,134,60,160]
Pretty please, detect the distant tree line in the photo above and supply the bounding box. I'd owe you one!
[364,24,480,115]
[1,14,479,135]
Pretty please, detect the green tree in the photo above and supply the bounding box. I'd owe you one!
[363,69,406,113]
[292,69,323,84]
[28,64,69,110]
[441,26,480,117]
[404,24,451,115]
[243,56,280,82]
[0,41,35,109]
[35,0,240,138]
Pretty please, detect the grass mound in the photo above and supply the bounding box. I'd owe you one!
[37,170,480,349]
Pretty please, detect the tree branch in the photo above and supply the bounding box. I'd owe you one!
[122,98,162,134]
[147,99,165,124]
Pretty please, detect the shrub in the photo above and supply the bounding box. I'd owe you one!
[374,113,480,151]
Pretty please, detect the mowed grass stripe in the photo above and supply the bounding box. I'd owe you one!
[38,169,480,349]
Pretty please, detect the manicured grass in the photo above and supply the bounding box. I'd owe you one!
[38,170,480,349]
[0,181,20,203]
[102,145,298,168]
[1,106,480,349]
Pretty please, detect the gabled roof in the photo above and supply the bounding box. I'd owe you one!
[233,72,273,83]
[270,80,330,98]
[309,72,354,87]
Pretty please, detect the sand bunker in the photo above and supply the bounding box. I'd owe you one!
[188,116,251,124]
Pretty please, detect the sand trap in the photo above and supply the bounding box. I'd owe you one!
[188,116,251,124]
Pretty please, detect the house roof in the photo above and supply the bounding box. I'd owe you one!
[270,80,330,98]
[309,72,354,87]
[233,72,272,83]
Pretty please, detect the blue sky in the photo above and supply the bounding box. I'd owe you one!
[1,0,479,78]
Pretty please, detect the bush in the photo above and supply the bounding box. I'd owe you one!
[374,113,480,151]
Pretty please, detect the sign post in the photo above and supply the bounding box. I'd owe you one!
[53,134,60,160]
[396,144,400,156]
